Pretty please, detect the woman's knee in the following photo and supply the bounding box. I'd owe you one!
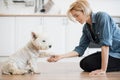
[80,55,101,72]
[80,58,91,72]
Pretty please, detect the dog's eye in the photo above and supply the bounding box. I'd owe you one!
[42,40,46,42]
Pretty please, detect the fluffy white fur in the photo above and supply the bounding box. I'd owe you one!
[1,32,52,75]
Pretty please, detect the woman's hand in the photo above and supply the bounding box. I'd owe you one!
[47,55,63,62]
[47,51,79,62]
[89,69,106,76]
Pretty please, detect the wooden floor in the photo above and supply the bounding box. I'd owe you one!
[0,62,120,80]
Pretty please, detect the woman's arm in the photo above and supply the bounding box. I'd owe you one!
[60,51,79,58]
[47,51,79,62]
[101,46,109,71]
[89,46,109,76]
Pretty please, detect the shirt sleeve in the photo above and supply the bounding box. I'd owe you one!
[97,12,113,47]
[73,27,90,56]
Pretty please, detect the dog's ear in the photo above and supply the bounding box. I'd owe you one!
[31,32,37,40]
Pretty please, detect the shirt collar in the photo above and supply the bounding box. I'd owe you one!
[91,12,96,24]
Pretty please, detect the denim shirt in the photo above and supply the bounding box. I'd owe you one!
[74,12,120,59]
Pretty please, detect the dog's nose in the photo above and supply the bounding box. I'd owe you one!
[49,45,52,48]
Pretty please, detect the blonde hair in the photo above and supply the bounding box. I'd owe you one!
[67,0,92,21]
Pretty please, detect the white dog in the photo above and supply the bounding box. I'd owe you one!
[1,32,52,75]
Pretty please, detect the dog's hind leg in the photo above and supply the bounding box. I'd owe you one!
[2,71,11,75]
[8,62,28,75]
[1,62,27,75]
[12,69,28,75]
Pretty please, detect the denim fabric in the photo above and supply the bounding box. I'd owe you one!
[74,12,120,59]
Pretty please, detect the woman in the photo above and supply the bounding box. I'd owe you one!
[47,0,120,75]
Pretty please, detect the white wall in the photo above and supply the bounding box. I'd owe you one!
[0,0,120,62]
[0,0,120,15]
[88,0,120,16]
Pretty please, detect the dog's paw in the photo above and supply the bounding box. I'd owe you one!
[34,71,41,74]
[39,52,53,57]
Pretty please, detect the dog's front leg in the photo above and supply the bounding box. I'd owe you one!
[39,52,51,57]
[28,58,40,74]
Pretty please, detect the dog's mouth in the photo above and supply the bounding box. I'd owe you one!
[33,45,47,51]
[40,47,48,50]
[40,45,52,50]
